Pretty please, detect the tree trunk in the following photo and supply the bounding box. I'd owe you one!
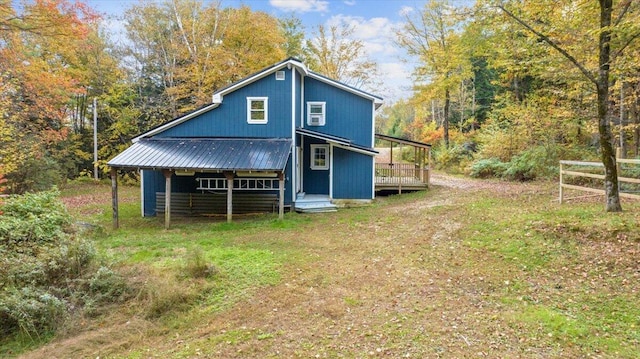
[598,0,622,212]
[444,88,450,149]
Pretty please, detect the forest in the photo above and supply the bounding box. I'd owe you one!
[1,0,639,201]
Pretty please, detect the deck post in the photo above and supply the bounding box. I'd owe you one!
[225,171,234,223]
[278,171,285,220]
[427,148,431,187]
[110,168,119,229]
[163,170,173,229]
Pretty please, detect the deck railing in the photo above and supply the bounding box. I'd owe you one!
[375,163,429,188]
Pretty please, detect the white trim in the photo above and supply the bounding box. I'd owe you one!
[247,97,268,124]
[310,144,329,170]
[371,155,375,199]
[371,101,376,200]
[307,72,383,107]
[329,144,334,199]
[140,169,145,217]
[306,101,326,126]
[291,68,297,203]
[300,75,305,128]
[217,59,308,99]
[332,143,377,156]
[132,103,219,142]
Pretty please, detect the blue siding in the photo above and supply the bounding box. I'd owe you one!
[302,138,329,195]
[295,71,302,127]
[142,170,162,216]
[303,77,373,146]
[332,147,373,199]
[159,70,293,139]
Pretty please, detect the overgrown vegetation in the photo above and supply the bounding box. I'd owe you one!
[6,181,640,358]
[0,190,127,352]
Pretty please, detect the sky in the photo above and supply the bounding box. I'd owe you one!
[85,0,472,104]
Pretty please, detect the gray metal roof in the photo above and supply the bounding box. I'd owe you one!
[108,138,292,171]
[296,128,378,156]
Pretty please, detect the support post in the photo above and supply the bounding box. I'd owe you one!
[427,148,431,187]
[278,172,285,220]
[110,168,119,229]
[93,97,98,180]
[163,170,173,229]
[225,171,234,223]
[559,162,564,204]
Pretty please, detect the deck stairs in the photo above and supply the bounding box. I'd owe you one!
[294,193,337,213]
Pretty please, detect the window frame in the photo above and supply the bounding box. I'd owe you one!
[310,144,329,170]
[247,97,268,124]
[306,101,326,126]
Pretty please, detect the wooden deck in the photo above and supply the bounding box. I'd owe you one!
[375,163,429,192]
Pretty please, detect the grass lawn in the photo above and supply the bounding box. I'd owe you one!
[13,176,640,358]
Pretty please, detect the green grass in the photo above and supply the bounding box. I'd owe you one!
[8,181,640,358]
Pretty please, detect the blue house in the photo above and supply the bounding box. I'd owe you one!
[107,58,383,227]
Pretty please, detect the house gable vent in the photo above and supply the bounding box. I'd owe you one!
[275,71,285,80]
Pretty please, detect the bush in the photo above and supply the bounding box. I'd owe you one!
[469,158,507,178]
[0,190,127,341]
[433,144,474,173]
[182,248,218,279]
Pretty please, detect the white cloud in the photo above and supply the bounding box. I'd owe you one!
[269,0,329,13]
[376,62,413,102]
[344,0,356,5]
[325,15,398,57]
[399,6,414,17]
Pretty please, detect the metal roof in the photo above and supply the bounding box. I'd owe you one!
[296,128,378,156]
[108,138,292,172]
[375,133,431,148]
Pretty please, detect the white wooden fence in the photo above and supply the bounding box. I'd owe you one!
[559,159,640,203]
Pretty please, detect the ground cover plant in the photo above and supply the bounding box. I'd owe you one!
[9,175,640,358]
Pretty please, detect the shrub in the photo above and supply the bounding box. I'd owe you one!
[0,287,66,338]
[0,190,127,341]
[433,144,474,173]
[469,158,507,178]
[182,248,218,279]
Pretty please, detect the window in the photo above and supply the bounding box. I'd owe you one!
[247,97,268,124]
[307,102,326,126]
[275,71,285,80]
[310,144,329,170]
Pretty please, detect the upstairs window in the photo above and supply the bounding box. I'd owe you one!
[307,102,326,126]
[310,144,329,170]
[247,97,268,124]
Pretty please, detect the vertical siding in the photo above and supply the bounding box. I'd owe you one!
[142,170,163,216]
[302,138,330,195]
[332,147,373,199]
[159,72,292,138]
[303,77,373,146]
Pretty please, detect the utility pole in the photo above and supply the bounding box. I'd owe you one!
[93,97,98,180]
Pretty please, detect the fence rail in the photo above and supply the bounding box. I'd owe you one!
[559,159,640,203]
[375,163,429,192]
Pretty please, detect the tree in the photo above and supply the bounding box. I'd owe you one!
[396,0,471,148]
[306,22,379,89]
[0,0,98,192]
[279,15,309,60]
[123,1,287,116]
[495,0,640,212]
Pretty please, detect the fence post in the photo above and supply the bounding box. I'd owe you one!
[559,162,564,204]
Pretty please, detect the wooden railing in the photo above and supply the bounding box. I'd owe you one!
[559,159,640,203]
[375,163,429,187]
